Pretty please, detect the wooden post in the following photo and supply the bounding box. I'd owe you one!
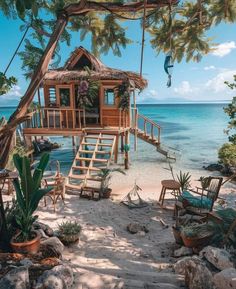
[72,136,75,147]
[124,130,129,169]
[120,133,124,153]
[114,133,119,163]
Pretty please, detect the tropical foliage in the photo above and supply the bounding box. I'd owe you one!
[0,0,236,83]
[218,76,236,170]
[98,168,125,193]
[12,153,51,242]
[0,72,17,95]
[176,171,191,192]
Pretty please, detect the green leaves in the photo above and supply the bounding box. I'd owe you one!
[15,0,38,19]
[0,72,17,96]
[12,153,50,241]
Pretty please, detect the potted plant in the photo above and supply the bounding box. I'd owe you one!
[57,220,81,245]
[98,168,125,198]
[180,223,213,248]
[10,153,51,254]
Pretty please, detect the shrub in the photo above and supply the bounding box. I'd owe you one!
[218,143,236,167]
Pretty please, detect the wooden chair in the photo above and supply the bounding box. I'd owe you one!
[176,176,223,216]
[44,175,65,212]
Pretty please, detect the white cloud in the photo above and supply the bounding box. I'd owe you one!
[174,81,193,96]
[149,89,158,97]
[0,85,22,100]
[212,41,236,57]
[205,70,236,93]
[204,65,216,71]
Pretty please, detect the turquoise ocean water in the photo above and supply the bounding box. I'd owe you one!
[0,103,229,173]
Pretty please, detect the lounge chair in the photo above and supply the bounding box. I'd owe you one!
[176,176,223,216]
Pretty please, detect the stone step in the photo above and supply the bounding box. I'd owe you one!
[73,268,184,289]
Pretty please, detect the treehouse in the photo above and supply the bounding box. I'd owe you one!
[22,46,170,191]
[24,46,147,135]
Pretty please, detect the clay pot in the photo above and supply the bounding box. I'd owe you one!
[102,188,112,199]
[172,226,183,245]
[181,233,212,248]
[10,231,40,254]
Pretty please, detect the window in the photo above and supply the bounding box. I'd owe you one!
[59,88,71,107]
[48,86,57,106]
[104,88,115,105]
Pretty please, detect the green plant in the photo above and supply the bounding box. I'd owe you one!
[176,171,191,192]
[4,199,20,239]
[117,82,130,111]
[199,176,211,190]
[98,168,125,193]
[218,143,236,167]
[58,221,81,235]
[12,153,51,242]
[181,223,213,238]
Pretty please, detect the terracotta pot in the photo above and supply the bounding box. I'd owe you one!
[10,231,40,254]
[102,188,112,199]
[172,226,183,245]
[181,233,212,248]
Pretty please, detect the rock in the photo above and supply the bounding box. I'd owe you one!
[204,164,224,172]
[174,256,214,289]
[34,222,54,237]
[37,229,49,239]
[200,246,234,270]
[40,237,64,258]
[127,223,148,234]
[0,266,29,289]
[174,246,193,257]
[213,267,236,289]
[20,258,34,267]
[34,265,74,289]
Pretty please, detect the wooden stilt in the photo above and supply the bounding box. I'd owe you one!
[114,133,119,163]
[124,131,129,169]
[72,136,75,147]
[120,133,124,153]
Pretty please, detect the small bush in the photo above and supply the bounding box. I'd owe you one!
[218,143,236,167]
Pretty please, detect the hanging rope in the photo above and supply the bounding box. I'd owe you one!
[140,0,147,78]
[164,1,174,87]
[4,24,30,75]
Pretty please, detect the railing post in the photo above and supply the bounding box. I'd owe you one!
[151,124,154,140]
[144,120,147,135]
[158,127,161,144]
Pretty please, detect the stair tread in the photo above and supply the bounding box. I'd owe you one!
[65,183,82,190]
[72,166,101,171]
[76,157,108,163]
[82,142,112,147]
[69,174,101,181]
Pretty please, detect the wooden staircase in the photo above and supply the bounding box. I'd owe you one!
[130,109,177,160]
[66,133,116,193]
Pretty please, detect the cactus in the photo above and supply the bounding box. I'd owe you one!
[12,153,51,241]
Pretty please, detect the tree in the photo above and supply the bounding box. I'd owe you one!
[0,0,236,169]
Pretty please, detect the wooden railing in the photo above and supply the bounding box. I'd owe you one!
[25,107,86,130]
[131,107,161,144]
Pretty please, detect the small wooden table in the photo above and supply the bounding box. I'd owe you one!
[159,179,181,207]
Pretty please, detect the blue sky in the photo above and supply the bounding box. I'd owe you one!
[0,11,236,106]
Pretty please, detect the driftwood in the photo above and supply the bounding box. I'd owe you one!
[0,0,177,168]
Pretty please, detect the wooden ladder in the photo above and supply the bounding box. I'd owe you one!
[66,133,116,193]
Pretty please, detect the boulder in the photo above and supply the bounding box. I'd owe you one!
[174,246,193,258]
[40,237,64,258]
[203,164,224,172]
[34,222,54,237]
[20,258,34,267]
[34,265,74,289]
[174,256,214,289]
[127,223,149,234]
[0,266,29,289]
[200,246,234,270]
[213,267,236,289]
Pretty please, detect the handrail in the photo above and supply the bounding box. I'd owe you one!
[24,107,86,130]
[131,107,161,144]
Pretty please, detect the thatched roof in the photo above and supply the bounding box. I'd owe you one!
[43,46,147,90]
